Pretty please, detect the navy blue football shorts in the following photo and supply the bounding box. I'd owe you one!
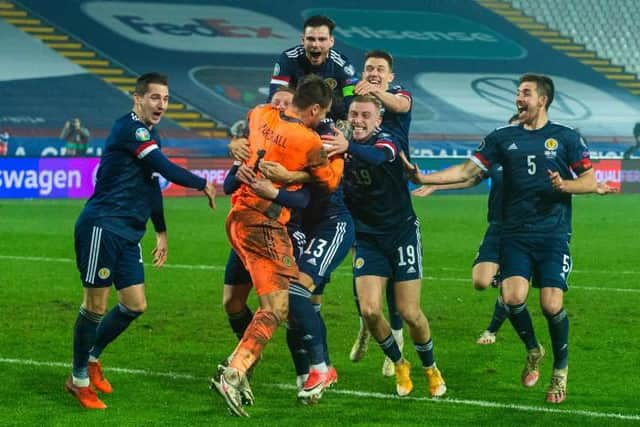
[295,214,354,295]
[353,218,423,282]
[74,221,144,289]
[224,224,307,286]
[500,234,571,290]
[473,222,501,266]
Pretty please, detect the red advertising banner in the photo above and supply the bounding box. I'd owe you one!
[592,159,640,193]
[159,158,234,197]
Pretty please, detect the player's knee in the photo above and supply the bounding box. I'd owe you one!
[398,306,424,328]
[83,300,108,315]
[360,304,383,323]
[273,304,288,323]
[541,300,562,317]
[271,298,289,323]
[122,299,147,313]
[473,278,491,290]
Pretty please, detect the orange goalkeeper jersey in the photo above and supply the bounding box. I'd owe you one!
[231,104,343,224]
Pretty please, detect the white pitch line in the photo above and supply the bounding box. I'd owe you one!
[1,255,638,294]
[0,357,638,422]
[437,266,640,275]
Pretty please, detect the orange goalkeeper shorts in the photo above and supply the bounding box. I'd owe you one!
[226,207,298,296]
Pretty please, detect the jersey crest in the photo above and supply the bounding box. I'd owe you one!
[135,127,151,142]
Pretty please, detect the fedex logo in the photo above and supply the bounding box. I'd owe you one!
[116,16,287,40]
[83,2,299,53]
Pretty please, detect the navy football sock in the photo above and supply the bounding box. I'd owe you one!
[377,333,402,363]
[507,303,539,350]
[545,308,569,369]
[89,303,142,359]
[487,297,509,334]
[313,303,331,366]
[289,283,325,365]
[414,338,435,368]
[227,305,253,340]
[73,306,103,379]
[285,323,309,376]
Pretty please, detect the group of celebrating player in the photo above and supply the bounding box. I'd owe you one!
[65,14,615,417]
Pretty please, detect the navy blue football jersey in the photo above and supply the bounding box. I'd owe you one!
[344,131,416,234]
[80,112,173,242]
[269,46,358,119]
[302,181,349,229]
[381,85,413,160]
[472,121,592,235]
[486,165,503,224]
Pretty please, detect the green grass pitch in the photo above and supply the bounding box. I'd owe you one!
[0,195,638,426]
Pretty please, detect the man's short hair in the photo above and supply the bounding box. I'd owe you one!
[519,73,554,110]
[303,15,336,34]
[135,72,169,96]
[364,50,394,71]
[293,75,333,110]
[275,86,296,96]
[350,95,383,115]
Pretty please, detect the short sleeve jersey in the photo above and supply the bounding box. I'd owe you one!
[269,46,358,119]
[343,131,416,234]
[472,121,592,235]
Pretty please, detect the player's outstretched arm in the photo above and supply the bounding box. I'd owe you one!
[548,168,598,194]
[412,175,483,197]
[399,151,482,185]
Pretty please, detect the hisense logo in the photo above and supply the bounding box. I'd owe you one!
[335,27,498,43]
[302,8,525,59]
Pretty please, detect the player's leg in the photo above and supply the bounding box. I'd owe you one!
[310,293,337,388]
[223,250,253,340]
[501,236,544,387]
[537,238,571,403]
[88,240,147,394]
[474,224,508,344]
[294,217,354,400]
[284,226,311,392]
[288,271,328,400]
[472,223,501,290]
[349,271,371,362]
[226,217,294,375]
[213,213,295,416]
[383,282,404,377]
[390,220,445,397]
[473,261,507,345]
[68,222,113,409]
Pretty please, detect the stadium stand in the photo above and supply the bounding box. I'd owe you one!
[1,0,639,158]
[509,0,640,79]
